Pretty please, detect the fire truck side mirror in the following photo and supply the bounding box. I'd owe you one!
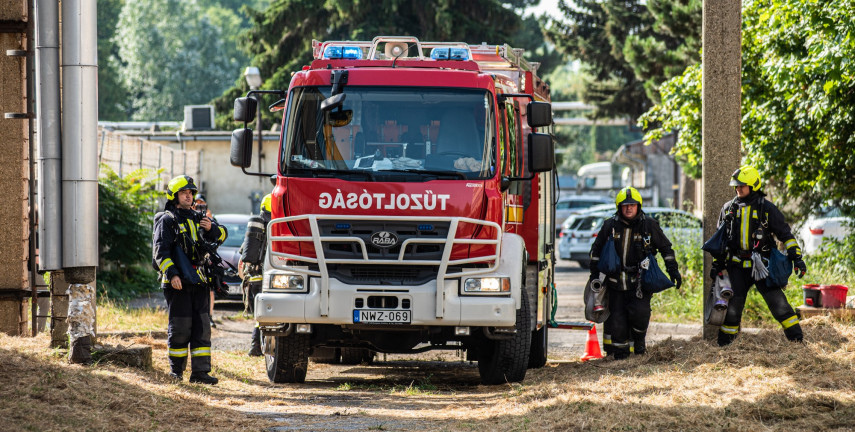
[528,132,554,173]
[527,102,552,128]
[234,97,258,123]
[230,128,254,168]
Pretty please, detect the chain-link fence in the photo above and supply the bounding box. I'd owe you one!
[97,130,201,184]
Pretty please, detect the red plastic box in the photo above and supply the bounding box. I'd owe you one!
[819,285,849,309]
[802,284,821,307]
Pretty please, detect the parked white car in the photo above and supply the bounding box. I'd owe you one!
[558,207,701,268]
[797,207,852,254]
[555,195,612,235]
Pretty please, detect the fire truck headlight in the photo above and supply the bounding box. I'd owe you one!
[463,277,510,293]
[269,274,305,291]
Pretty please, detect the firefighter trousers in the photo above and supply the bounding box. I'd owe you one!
[603,288,652,358]
[246,281,262,348]
[718,264,803,346]
[163,284,212,374]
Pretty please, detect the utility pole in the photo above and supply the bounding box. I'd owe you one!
[702,0,743,339]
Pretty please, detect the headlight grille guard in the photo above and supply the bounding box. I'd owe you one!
[266,214,501,318]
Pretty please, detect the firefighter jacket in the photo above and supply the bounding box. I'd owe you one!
[590,212,677,291]
[152,206,228,288]
[714,191,801,269]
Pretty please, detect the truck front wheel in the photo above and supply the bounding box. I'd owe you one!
[477,292,532,385]
[264,333,311,383]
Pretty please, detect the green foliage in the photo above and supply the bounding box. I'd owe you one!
[212,0,543,130]
[639,64,702,178]
[98,167,163,298]
[97,265,159,300]
[545,0,701,123]
[97,0,129,121]
[116,0,243,121]
[642,0,855,218]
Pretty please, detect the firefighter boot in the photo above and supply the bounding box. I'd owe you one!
[632,328,647,355]
[189,372,219,385]
[248,327,262,357]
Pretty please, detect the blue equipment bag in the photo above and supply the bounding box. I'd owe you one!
[599,235,621,276]
[641,254,675,294]
[702,223,728,258]
[172,245,203,286]
[766,248,792,288]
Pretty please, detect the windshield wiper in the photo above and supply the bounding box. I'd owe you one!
[286,166,377,181]
[375,169,467,180]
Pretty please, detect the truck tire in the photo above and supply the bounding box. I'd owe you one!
[340,348,375,365]
[264,333,310,383]
[528,324,548,368]
[478,292,532,385]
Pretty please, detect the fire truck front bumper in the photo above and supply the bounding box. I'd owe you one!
[254,277,516,327]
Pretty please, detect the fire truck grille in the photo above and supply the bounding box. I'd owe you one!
[318,220,451,261]
[329,265,439,285]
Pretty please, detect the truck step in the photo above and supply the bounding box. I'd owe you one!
[549,321,594,331]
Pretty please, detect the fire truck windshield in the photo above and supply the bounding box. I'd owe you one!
[280,86,496,181]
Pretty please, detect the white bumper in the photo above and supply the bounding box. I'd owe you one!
[255,233,526,328]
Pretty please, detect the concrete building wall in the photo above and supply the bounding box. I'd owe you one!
[0,0,31,335]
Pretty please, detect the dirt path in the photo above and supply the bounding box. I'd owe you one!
[130,261,702,431]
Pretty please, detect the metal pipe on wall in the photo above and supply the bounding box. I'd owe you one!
[35,0,62,271]
[60,0,98,269]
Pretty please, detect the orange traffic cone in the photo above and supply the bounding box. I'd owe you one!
[580,324,603,362]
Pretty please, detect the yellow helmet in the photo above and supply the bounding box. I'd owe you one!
[166,175,198,201]
[615,186,642,209]
[260,193,272,213]
[729,166,762,191]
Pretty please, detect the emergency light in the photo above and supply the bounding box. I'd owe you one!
[430,47,469,61]
[323,45,363,60]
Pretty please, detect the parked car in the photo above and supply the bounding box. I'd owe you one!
[797,206,853,254]
[555,195,613,234]
[212,213,251,300]
[558,207,702,268]
[559,203,614,234]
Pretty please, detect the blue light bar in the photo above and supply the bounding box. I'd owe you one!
[335,223,352,230]
[323,46,363,60]
[430,47,469,61]
[418,224,434,231]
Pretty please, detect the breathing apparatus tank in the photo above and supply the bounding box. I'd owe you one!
[240,215,267,265]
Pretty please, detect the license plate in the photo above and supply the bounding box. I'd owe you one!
[226,284,242,296]
[353,309,411,324]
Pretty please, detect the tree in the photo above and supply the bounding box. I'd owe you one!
[641,0,855,217]
[212,0,540,129]
[116,0,241,121]
[544,0,701,123]
[97,0,128,121]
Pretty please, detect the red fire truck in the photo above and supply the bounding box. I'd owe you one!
[229,36,555,385]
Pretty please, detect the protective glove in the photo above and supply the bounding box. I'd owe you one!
[710,261,725,280]
[793,258,807,278]
[668,268,682,290]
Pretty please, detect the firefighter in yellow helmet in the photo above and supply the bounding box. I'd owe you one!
[239,193,273,356]
[152,175,227,384]
[711,166,806,346]
[588,187,681,359]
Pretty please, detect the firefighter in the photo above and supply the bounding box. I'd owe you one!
[712,166,806,346]
[589,187,682,359]
[239,193,272,356]
[152,175,227,384]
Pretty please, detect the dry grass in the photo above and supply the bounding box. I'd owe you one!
[3,310,854,431]
[482,315,855,432]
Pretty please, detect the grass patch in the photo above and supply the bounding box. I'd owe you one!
[96,298,166,333]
